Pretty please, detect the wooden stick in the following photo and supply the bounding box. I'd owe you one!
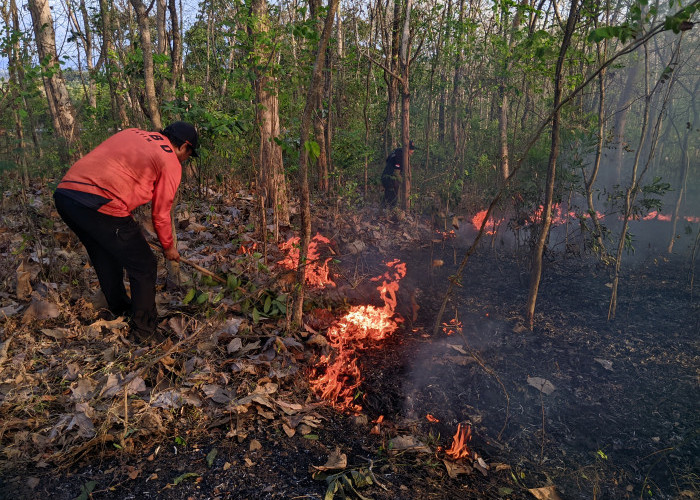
[148,242,227,284]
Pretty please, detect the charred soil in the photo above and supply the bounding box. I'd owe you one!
[0,192,698,500]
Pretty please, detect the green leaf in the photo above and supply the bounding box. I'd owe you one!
[264,295,272,314]
[303,434,319,440]
[72,480,97,500]
[588,27,609,43]
[304,140,321,161]
[183,288,196,305]
[196,292,210,304]
[206,448,218,467]
[252,307,261,323]
[173,472,199,485]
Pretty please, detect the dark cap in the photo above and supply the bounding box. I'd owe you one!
[163,121,199,157]
[409,140,416,151]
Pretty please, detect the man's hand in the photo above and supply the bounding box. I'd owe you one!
[163,246,180,262]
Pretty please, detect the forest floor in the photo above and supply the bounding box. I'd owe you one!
[0,186,698,500]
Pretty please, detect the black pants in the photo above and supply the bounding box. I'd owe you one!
[382,176,400,207]
[54,191,158,336]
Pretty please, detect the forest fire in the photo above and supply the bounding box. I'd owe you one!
[309,260,407,412]
[278,233,335,287]
[470,204,608,234]
[445,423,472,460]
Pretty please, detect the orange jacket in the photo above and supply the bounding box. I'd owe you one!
[57,129,182,250]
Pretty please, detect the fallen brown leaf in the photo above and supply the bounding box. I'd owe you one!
[528,485,562,500]
[313,447,347,471]
[443,459,472,478]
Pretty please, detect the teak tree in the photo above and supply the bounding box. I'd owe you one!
[248,0,290,228]
[293,0,340,326]
[27,0,79,154]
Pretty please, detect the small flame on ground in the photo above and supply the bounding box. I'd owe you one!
[309,260,407,412]
[436,229,456,240]
[445,423,472,460]
[278,233,335,287]
[441,317,462,336]
[237,241,258,255]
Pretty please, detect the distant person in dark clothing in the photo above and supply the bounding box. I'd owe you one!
[382,140,415,207]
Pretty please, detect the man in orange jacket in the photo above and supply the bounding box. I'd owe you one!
[53,122,199,343]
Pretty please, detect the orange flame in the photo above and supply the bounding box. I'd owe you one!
[436,229,456,240]
[530,204,606,226]
[441,317,462,336]
[471,210,501,235]
[278,233,335,288]
[426,414,439,423]
[237,241,258,255]
[445,423,472,460]
[309,261,406,412]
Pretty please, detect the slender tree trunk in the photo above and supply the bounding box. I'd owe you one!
[497,0,527,181]
[292,0,340,326]
[608,40,679,319]
[450,0,465,157]
[27,0,79,153]
[250,0,290,227]
[383,0,401,154]
[667,80,697,253]
[362,4,375,198]
[168,0,183,91]
[1,0,28,182]
[667,120,690,254]
[310,0,329,192]
[582,22,609,256]
[422,0,450,177]
[130,0,162,129]
[66,0,97,110]
[611,64,640,184]
[100,0,129,127]
[399,0,412,210]
[526,0,580,330]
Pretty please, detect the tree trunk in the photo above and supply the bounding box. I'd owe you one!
[383,0,401,154]
[450,0,465,157]
[100,0,129,127]
[130,0,162,129]
[422,0,450,177]
[582,24,609,256]
[27,0,79,153]
[66,0,97,110]
[611,63,640,185]
[526,0,580,330]
[609,38,681,318]
[292,0,340,326]
[168,0,183,92]
[1,0,28,182]
[311,0,329,192]
[399,0,412,210]
[249,0,290,228]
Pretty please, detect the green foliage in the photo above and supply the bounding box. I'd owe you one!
[312,468,375,500]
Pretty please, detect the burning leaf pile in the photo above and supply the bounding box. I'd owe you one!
[278,233,335,288]
[445,423,472,460]
[309,259,407,412]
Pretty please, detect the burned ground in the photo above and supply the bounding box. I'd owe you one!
[0,190,698,500]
